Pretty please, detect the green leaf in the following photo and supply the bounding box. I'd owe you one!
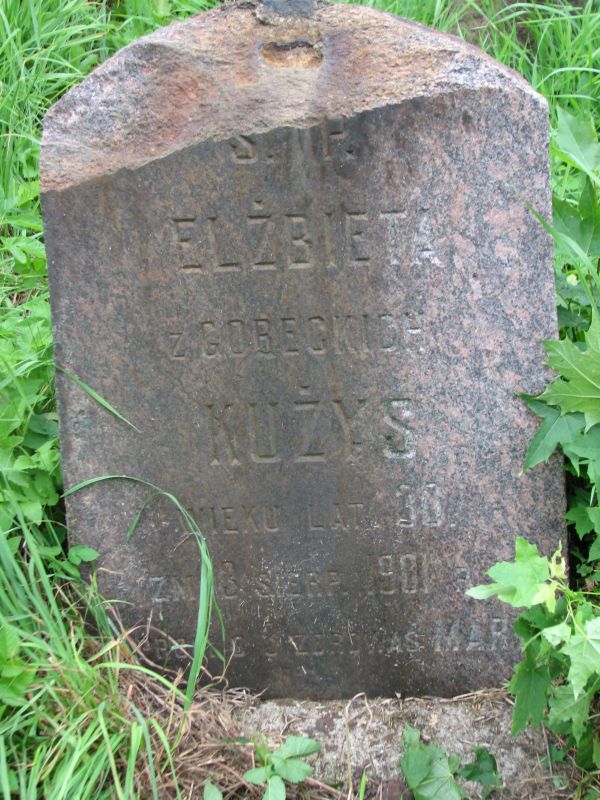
[542,621,572,647]
[274,736,320,759]
[467,583,504,600]
[263,775,286,800]
[565,425,600,461]
[553,107,600,184]
[578,179,600,257]
[566,504,595,538]
[509,650,551,733]
[244,767,270,785]
[399,725,464,800]
[0,626,20,661]
[21,499,42,525]
[255,742,270,763]
[467,538,550,609]
[271,756,312,784]
[542,316,600,430]
[560,617,600,697]
[203,782,223,800]
[0,683,27,707]
[458,747,501,799]
[68,545,100,565]
[554,188,600,262]
[588,534,600,561]
[522,405,584,470]
[587,509,600,539]
[548,685,592,743]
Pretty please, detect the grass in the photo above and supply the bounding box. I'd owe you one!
[0,531,158,799]
[1,0,599,797]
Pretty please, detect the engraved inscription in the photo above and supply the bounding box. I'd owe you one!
[227,119,358,168]
[345,212,369,262]
[213,552,439,601]
[245,618,510,663]
[207,216,240,272]
[215,564,347,600]
[248,199,276,270]
[383,398,415,460]
[433,616,510,653]
[287,631,359,659]
[200,393,368,466]
[322,117,357,162]
[194,504,281,534]
[167,310,423,360]
[367,552,432,596]
[169,201,425,275]
[230,135,257,162]
[307,501,364,531]
[286,214,313,269]
[172,217,204,271]
[206,403,241,466]
[396,483,445,528]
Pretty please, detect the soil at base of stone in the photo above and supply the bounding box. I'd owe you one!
[235,689,577,799]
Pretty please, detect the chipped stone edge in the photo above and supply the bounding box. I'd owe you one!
[40,3,547,195]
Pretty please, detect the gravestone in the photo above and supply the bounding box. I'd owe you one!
[41,0,565,699]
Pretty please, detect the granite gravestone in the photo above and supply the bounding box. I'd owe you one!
[41,1,564,698]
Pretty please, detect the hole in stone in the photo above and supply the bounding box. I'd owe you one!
[261,40,323,68]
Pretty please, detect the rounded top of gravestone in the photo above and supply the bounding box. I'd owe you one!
[41,1,544,192]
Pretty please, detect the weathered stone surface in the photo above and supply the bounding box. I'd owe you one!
[41,1,564,699]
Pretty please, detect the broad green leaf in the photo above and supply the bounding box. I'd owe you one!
[578,179,600,257]
[467,538,550,609]
[566,504,595,538]
[263,775,285,800]
[565,425,600,460]
[561,617,600,697]
[522,405,584,470]
[553,107,600,184]
[399,725,464,800]
[532,581,558,613]
[542,621,572,647]
[0,683,27,707]
[0,626,20,661]
[548,685,592,743]
[20,499,42,525]
[271,756,312,784]
[68,545,100,565]
[542,317,600,429]
[467,584,503,601]
[244,767,270,785]
[36,545,61,558]
[588,508,600,534]
[520,394,552,417]
[458,747,501,799]
[274,736,320,759]
[203,782,223,800]
[589,534,600,561]
[510,651,551,733]
[553,183,600,261]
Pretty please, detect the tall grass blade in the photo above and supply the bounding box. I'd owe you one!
[56,366,141,432]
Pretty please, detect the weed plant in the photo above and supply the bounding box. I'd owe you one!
[1,0,600,797]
